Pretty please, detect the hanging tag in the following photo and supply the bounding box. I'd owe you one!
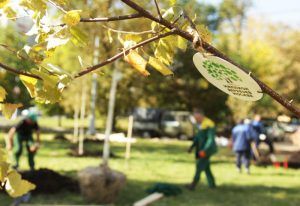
[193,53,263,101]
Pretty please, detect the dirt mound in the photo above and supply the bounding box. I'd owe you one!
[21,168,79,194]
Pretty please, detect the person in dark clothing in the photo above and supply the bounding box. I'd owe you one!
[6,112,40,170]
[186,109,217,190]
[251,114,274,154]
[232,119,256,174]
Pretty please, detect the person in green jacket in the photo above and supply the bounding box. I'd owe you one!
[187,109,217,190]
[6,112,40,171]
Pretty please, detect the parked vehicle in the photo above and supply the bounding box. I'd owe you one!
[132,108,194,139]
[278,118,300,133]
[261,118,285,142]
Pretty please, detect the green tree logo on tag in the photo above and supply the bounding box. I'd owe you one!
[203,60,242,83]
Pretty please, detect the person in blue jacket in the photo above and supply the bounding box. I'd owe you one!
[232,119,256,174]
[186,109,217,190]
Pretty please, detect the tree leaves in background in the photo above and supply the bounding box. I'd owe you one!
[0,86,7,102]
[63,10,81,27]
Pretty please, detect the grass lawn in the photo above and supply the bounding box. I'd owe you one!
[0,133,300,206]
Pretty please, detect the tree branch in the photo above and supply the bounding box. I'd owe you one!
[121,0,300,117]
[75,30,176,78]
[0,62,41,80]
[80,13,143,22]
[154,0,162,20]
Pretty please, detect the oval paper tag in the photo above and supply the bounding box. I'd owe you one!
[193,53,263,101]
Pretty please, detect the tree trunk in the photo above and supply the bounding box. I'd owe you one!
[78,85,87,155]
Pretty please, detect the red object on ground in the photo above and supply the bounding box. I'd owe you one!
[283,160,289,169]
[273,162,281,168]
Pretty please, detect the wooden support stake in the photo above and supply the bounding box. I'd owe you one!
[125,115,134,159]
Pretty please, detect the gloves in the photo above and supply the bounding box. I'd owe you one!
[198,150,206,158]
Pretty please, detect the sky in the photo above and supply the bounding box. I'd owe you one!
[202,0,300,27]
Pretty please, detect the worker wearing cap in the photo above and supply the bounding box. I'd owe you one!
[187,109,217,190]
[6,112,40,170]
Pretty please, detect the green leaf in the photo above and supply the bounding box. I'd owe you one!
[148,57,173,76]
[63,10,81,27]
[0,86,7,102]
[69,26,88,47]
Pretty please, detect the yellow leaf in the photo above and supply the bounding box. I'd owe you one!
[124,50,150,77]
[177,36,187,51]
[35,86,62,104]
[0,149,7,161]
[20,75,37,97]
[107,29,113,43]
[5,170,36,198]
[196,24,212,44]
[63,10,81,26]
[0,103,22,119]
[52,0,67,6]
[0,162,9,182]
[3,5,16,19]
[0,86,7,102]
[19,0,47,12]
[0,0,9,9]
[148,57,173,76]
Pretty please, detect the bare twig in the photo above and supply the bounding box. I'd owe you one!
[121,0,300,117]
[75,30,176,78]
[154,0,162,20]
[102,25,155,35]
[0,62,41,80]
